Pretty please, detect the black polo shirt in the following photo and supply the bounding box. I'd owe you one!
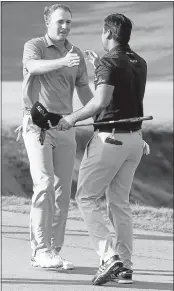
[94,44,147,131]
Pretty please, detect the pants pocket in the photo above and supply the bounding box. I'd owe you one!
[82,131,100,159]
[22,115,30,135]
[85,134,95,158]
[23,115,40,135]
[137,129,143,139]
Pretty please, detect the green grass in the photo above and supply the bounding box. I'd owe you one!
[2,196,173,233]
[2,123,173,206]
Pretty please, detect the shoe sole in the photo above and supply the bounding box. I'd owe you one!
[92,261,123,286]
[31,261,39,267]
[118,279,133,284]
[110,275,133,284]
[62,266,74,270]
[31,261,62,268]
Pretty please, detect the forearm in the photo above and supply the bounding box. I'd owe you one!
[76,85,94,106]
[72,99,104,122]
[72,84,113,122]
[58,84,114,131]
[26,58,65,75]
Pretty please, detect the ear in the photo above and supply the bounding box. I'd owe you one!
[107,30,112,40]
[45,17,50,28]
[45,21,49,28]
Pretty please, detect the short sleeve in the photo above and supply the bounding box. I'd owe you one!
[23,39,42,66]
[94,58,116,87]
[75,51,89,87]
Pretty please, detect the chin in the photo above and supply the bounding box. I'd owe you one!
[56,36,66,41]
[60,36,66,40]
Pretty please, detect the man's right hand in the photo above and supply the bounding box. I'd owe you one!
[62,46,80,67]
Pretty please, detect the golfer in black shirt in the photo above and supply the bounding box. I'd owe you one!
[58,13,148,286]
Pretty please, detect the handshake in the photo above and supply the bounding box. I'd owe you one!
[62,46,100,69]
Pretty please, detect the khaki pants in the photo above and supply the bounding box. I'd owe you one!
[22,115,76,256]
[76,130,144,269]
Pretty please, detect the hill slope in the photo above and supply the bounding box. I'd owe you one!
[2,125,173,209]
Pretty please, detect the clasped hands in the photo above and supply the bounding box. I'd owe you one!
[56,113,77,131]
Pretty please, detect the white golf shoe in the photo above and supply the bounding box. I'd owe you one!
[31,250,63,268]
[51,248,75,270]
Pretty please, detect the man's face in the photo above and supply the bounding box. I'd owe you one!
[46,9,72,41]
[101,27,109,52]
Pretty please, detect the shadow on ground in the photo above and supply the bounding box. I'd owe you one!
[2,277,173,290]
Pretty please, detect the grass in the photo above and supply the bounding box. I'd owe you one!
[2,123,173,204]
[2,196,173,233]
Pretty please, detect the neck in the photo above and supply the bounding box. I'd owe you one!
[108,40,118,51]
[47,33,66,49]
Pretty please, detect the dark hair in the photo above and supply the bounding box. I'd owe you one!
[104,13,132,45]
[44,4,72,24]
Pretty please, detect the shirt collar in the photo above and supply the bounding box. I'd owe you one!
[109,44,131,54]
[44,34,72,50]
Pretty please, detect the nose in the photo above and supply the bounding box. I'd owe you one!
[62,23,67,29]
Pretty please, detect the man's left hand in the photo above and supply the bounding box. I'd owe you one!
[84,50,100,69]
[143,141,150,155]
[57,115,76,131]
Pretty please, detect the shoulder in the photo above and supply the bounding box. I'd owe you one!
[73,46,84,59]
[97,54,118,71]
[100,55,114,66]
[139,56,147,66]
[130,49,147,65]
[135,53,147,70]
[67,41,84,58]
[24,36,45,49]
